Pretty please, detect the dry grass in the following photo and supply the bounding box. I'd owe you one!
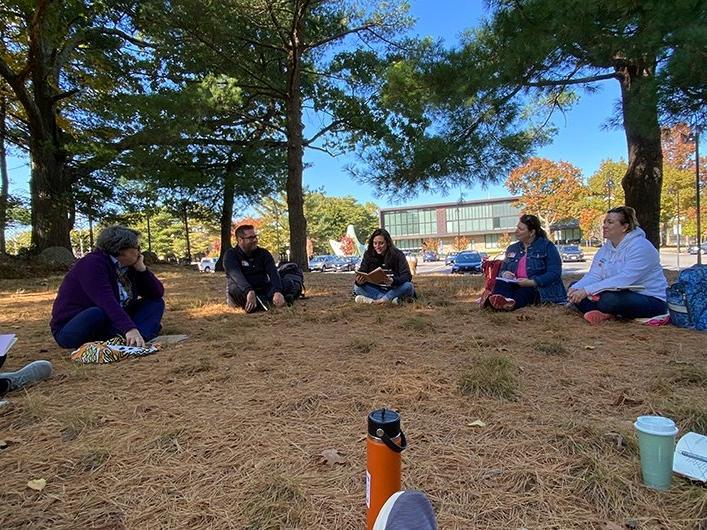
[0,266,706,529]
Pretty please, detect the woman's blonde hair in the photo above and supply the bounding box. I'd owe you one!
[607,206,639,231]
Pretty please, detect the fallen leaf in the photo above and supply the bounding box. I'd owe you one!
[467,420,487,428]
[604,431,626,449]
[584,345,596,350]
[612,393,643,407]
[497,346,509,352]
[625,520,639,529]
[0,440,7,449]
[27,478,47,491]
[515,314,532,321]
[600,523,623,530]
[319,448,346,466]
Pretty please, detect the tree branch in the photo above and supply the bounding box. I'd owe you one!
[304,23,377,51]
[304,119,346,146]
[525,72,620,87]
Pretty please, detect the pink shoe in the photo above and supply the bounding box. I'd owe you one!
[583,310,614,325]
[489,294,516,311]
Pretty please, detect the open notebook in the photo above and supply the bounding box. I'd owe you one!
[0,334,17,369]
[673,432,707,483]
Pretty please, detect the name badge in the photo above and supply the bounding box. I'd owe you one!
[241,260,250,267]
[507,252,516,258]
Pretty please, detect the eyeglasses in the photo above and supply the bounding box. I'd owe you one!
[240,234,258,241]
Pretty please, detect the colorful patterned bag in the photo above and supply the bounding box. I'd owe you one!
[70,336,161,364]
[667,264,707,331]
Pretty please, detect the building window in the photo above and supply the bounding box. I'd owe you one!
[485,234,500,248]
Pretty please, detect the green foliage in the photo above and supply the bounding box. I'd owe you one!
[109,207,218,260]
[254,191,378,255]
[578,159,627,241]
[343,37,551,197]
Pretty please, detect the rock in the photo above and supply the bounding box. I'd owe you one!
[38,247,75,267]
[142,251,158,266]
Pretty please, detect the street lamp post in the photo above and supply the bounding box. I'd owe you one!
[671,185,681,270]
[687,127,702,265]
[696,129,702,265]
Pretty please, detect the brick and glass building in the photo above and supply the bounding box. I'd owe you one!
[379,197,583,252]
[379,197,524,252]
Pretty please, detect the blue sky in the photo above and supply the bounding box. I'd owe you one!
[6,0,629,213]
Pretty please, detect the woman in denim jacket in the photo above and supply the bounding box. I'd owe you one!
[487,214,567,311]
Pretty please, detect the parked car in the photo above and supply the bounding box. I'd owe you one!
[422,251,438,262]
[445,252,459,266]
[558,245,586,262]
[688,242,707,255]
[198,257,217,272]
[451,251,483,274]
[333,255,361,272]
[308,255,338,272]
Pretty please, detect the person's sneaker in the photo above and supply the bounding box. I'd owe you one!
[635,313,670,326]
[489,294,515,311]
[355,295,375,304]
[0,360,53,392]
[583,310,614,325]
[0,378,10,398]
[373,490,437,530]
[391,297,400,305]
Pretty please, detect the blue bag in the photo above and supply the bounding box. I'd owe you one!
[666,264,707,330]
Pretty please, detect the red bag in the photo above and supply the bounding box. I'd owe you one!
[479,259,503,307]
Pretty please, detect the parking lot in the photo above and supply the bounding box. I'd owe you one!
[414,250,700,276]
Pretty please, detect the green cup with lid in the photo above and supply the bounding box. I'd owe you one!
[634,415,678,490]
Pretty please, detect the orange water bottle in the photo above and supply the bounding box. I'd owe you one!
[366,408,407,530]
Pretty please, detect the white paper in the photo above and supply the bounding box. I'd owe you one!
[495,277,519,283]
[0,334,17,357]
[673,432,707,482]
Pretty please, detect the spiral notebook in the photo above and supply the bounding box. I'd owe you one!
[673,432,707,482]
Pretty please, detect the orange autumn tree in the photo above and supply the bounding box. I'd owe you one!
[452,236,470,251]
[506,158,586,237]
[422,238,438,251]
[660,124,707,238]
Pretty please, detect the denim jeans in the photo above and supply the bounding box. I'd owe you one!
[54,298,165,348]
[353,281,415,301]
[491,280,539,310]
[574,291,667,319]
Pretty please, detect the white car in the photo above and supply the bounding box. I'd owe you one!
[198,257,217,272]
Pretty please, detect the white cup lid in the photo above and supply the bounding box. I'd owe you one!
[634,415,678,436]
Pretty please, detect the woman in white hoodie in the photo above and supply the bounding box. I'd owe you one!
[568,206,668,325]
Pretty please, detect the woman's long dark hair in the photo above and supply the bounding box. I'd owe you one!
[519,214,547,239]
[365,228,397,260]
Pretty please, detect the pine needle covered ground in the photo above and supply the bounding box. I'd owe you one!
[0,267,705,529]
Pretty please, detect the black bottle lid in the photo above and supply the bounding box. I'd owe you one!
[368,408,401,439]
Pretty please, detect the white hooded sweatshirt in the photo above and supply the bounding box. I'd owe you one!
[573,227,668,301]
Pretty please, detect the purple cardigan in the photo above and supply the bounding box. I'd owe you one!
[50,249,164,335]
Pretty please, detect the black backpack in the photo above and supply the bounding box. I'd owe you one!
[277,262,305,303]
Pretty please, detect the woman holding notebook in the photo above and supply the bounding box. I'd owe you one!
[568,206,668,324]
[353,228,414,304]
[487,214,566,311]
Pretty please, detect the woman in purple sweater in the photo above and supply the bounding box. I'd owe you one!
[51,225,165,349]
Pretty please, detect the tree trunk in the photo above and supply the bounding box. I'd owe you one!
[182,202,192,262]
[217,171,236,272]
[3,6,75,252]
[87,194,94,248]
[0,94,8,254]
[285,28,308,269]
[617,60,663,248]
[146,213,152,252]
[29,138,73,251]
